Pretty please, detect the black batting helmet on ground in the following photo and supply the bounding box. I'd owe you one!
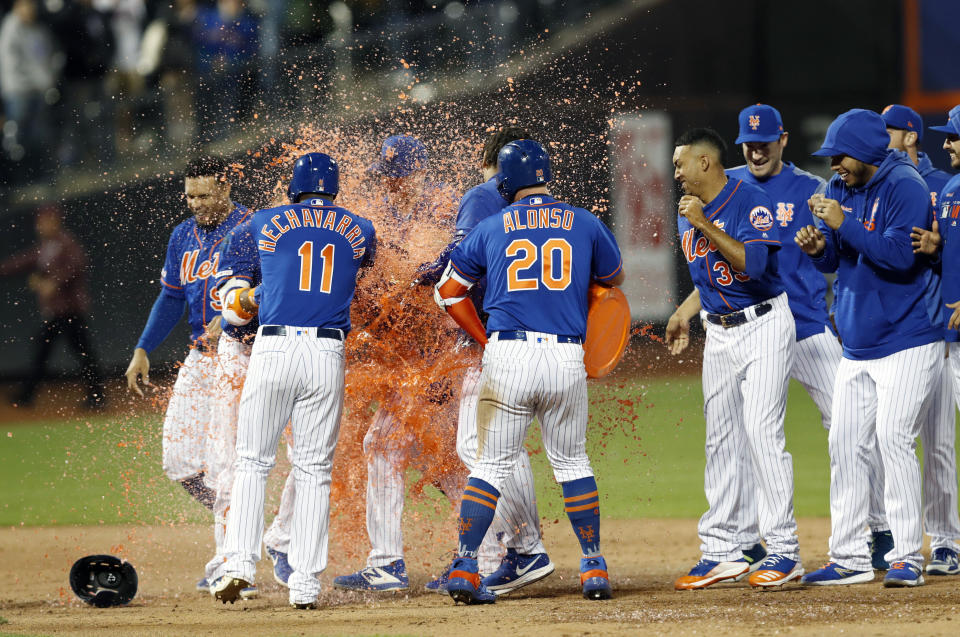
[69,555,138,607]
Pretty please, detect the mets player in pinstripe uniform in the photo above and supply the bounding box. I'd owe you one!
[909,103,960,576]
[207,218,298,589]
[666,127,803,590]
[212,152,377,608]
[726,104,893,573]
[124,156,256,594]
[333,135,466,593]
[435,139,623,604]
[797,109,943,588]
[416,126,554,595]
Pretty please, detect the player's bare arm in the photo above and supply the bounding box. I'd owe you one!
[910,219,941,255]
[665,289,700,356]
[679,195,748,272]
[125,348,151,396]
[795,224,826,257]
[947,300,960,331]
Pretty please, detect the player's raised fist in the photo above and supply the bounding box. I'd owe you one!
[795,224,826,258]
[125,348,152,397]
[911,219,942,255]
[678,195,707,227]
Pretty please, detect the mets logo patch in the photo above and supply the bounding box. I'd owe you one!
[749,206,774,231]
[749,115,760,130]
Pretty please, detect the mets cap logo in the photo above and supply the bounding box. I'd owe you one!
[536,168,544,180]
[749,206,774,231]
[385,144,397,160]
[749,115,760,130]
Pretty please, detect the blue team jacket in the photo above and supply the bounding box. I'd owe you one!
[812,150,941,360]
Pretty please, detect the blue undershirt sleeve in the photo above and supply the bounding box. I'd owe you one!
[135,291,186,353]
[743,242,772,280]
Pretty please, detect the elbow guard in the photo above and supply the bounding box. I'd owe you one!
[433,262,474,308]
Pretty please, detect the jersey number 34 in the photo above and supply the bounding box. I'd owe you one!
[506,238,572,291]
[298,241,335,293]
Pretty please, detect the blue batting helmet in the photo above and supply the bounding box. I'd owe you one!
[497,139,551,201]
[288,152,339,202]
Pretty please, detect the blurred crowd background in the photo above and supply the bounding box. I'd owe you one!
[0,0,614,183]
[2,0,960,405]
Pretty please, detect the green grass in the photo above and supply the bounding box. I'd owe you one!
[2,376,949,526]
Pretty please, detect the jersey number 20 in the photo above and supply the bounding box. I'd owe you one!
[298,241,335,293]
[506,238,571,291]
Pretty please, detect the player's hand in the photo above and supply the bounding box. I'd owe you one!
[795,224,826,258]
[947,300,960,331]
[810,196,844,230]
[125,348,152,397]
[203,315,223,344]
[911,219,942,255]
[665,312,691,355]
[678,195,707,229]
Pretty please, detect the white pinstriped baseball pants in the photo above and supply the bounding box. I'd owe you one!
[470,333,593,489]
[457,365,547,568]
[734,327,889,547]
[698,293,800,561]
[828,341,942,570]
[925,342,960,552]
[220,328,345,604]
[362,402,465,568]
[161,348,216,483]
[204,335,298,581]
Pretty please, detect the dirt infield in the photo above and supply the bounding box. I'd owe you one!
[2,518,958,636]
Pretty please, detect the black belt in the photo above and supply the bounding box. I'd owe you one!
[705,303,772,329]
[492,330,582,344]
[260,325,343,340]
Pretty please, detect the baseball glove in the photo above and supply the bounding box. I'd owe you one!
[69,554,138,607]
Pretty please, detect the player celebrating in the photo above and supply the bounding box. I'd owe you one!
[124,156,254,594]
[417,126,554,595]
[212,152,376,608]
[333,135,463,593]
[797,109,942,588]
[885,104,960,576]
[910,103,960,576]
[725,104,891,572]
[208,215,298,588]
[435,139,624,604]
[666,128,802,590]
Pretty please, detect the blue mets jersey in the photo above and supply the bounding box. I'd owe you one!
[918,152,953,208]
[253,197,376,330]
[679,179,783,315]
[450,194,622,338]
[727,162,828,339]
[214,219,261,338]
[160,203,251,342]
[937,174,960,343]
[456,176,506,237]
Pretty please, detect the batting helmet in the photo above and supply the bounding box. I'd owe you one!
[497,139,552,201]
[288,152,339,203]
[69,554,138,607]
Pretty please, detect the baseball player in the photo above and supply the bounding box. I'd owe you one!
[886,103,960,576]
[797,109,942,588]
[416,126,554,595]
[212,152,377,608]
[725,104,892,572]
[124,156,256,595]
[666,127,802,590]
[208,217,298,588]
[909,103,960,576]
[333,135,465,593]
[435,139,623,604]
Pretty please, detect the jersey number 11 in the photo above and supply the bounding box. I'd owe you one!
[298,241,335,293]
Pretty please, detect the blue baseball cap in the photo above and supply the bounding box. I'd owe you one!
[812,109,889,166]
[735,104,784,144]
[929,104,960,136]
[881,104,923,143]
[369,135,428,178]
